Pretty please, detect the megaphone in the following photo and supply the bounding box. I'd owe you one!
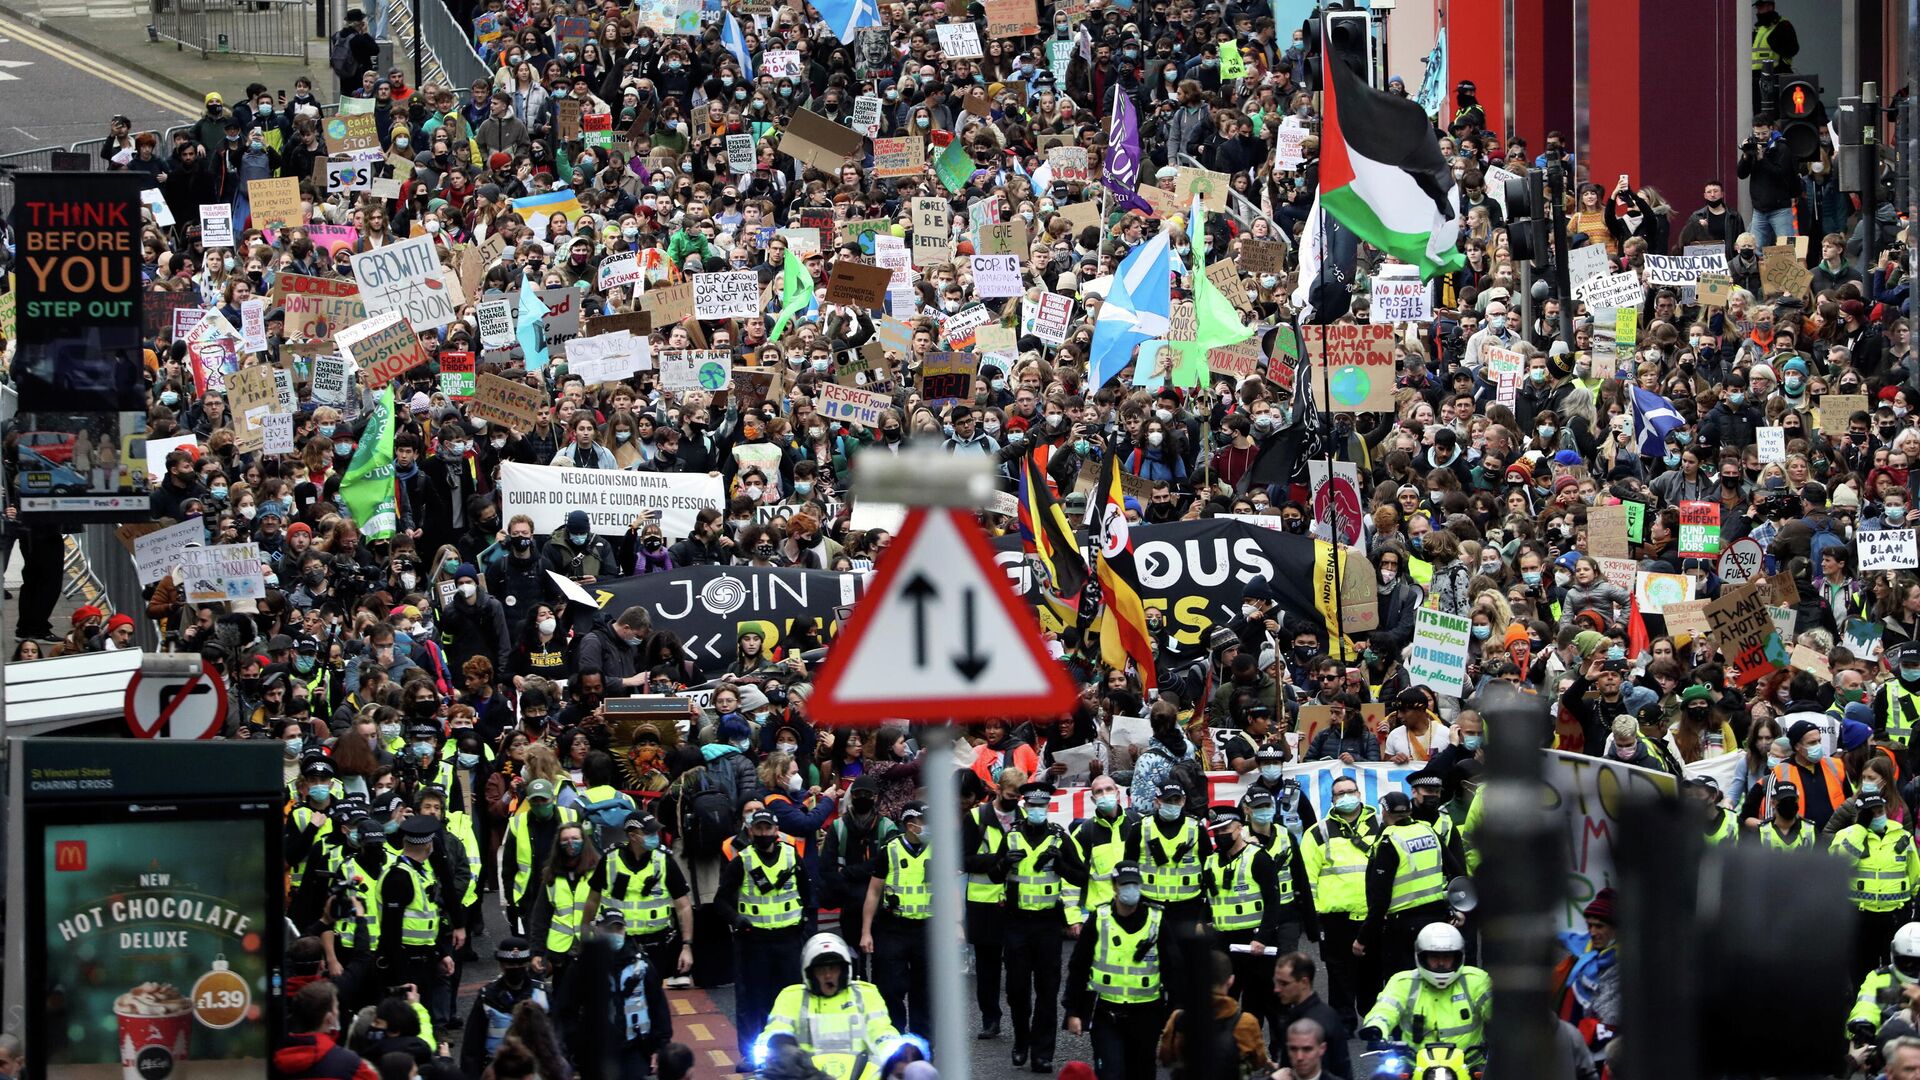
[1444,876,1477,913]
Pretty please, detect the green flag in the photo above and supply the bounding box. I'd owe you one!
[1218,40,1246,80]
[770,248,815,341]
[935,138,974,193]
[1169,194,1254,386]
[340,386,397,540]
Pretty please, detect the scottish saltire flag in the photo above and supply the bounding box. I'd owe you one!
[1632,386,1685,456]
[517,276,550,371]
[813,0,880,45]
[1101,93,1150,212]
[1087,231,1172,390]
[720,11,754,82]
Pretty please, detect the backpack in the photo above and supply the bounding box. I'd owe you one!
[1163,751,1210,816]
[329,29,358,79]
[1807,514,1846,569]
[577,792,635,853]
[679,765,741,857]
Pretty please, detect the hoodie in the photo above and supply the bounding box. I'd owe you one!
[271,1032,378,1080]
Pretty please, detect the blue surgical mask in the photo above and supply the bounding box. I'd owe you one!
[1728,392,1746,406]
[211,486,228,500]
[1872,816,1891,834]
[1471,624,1491,640]
[1663,453,1681,467]
[1537,425,1555,440]
[1523,570,1542,586]
[1156,803,1181,822]
[569,531,591,544]
[1250,807,1276,825]
[412,741,435,759]
[1115,883,1143,906]
[1864,782,1883,796]
[794,481,813,496]
[457,752,480,767]
[1805,744,1826,761]
[308,783,330,801]
[1902,666,1920,682]
[295,655,317,674]
[1094,794,1119,815]
[1333,794,1361,814]
[160,390,180,406]
[643,833,662,850]
[1259,764,1283,782]
[1463,735,1483,752]
[1025,807,1048,824]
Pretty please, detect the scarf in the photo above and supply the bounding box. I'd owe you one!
[1557,931,1617,1009]
[636,545,675,574]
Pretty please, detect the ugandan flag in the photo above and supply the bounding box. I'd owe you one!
[1319,21,1466,280]
[1093,452,1158,692]
[1017,446,1088,630]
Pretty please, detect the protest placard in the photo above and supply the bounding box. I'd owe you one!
[248,177,301,229]
[726,133,756,174]
[815,382,891,428]
[1634,570,1697,614]
[239,298,268,353]
[941,303,993,347]
[499,461,723,540]
[182,543,265,604]
[132,515,204,585]
[1756,426,1787,464]
[564,333,642,385]
[1644,251,1728,286]
[1707,580,1786,684]
[691,270,761,320]
[1034,293,1074,346]
[1575,269,1645,310]
[1047,146,1090,184]
[851,95,883,137]
[1408,608,1473,697]
[1696,273,1734,307]
[1369,276,1431,323]
[470,372,543,428]
[983,0,1040,35]
[1678,500,1721,558]
[1761,245,1812,298]
[474,299,515,349]
[335,310,424,390]
[1588,504,1632,558]
[780,109,865,172]
[1662,599,1711,641]
[594,252,641,291]
[913,196,951,267]
[979,219,1027,256]
[262,411,296,454]
[917,352,978,407]
[1304,322,1395,413]
[1566,243,1610,290]
[659,350,733,392]
[1207,341,1262,381]
[935,21,982,57]
[872,137,925,179]
[1175,166,1229,212]
[1237,238,1288,276]
[140,186,174,227]
[826,261,894,309]
[1819,393,1869,433]
[199,204,233,248]
[352,234,457,330]
[763,49,803,78]
[329,112,379,153]
[971,254,1023,298]
[639,282,694,324]
[556,99,582,140]
[1275,125,1307,167]
[309,354,351,405]
[1862,528,1920,571]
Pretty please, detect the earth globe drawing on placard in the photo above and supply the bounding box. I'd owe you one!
[324,118,348,142]
[1643,575,1689,611]
[1328,364,1372,409]
[697,361,729,390]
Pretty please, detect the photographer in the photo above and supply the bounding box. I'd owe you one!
[1737,112,1801,249]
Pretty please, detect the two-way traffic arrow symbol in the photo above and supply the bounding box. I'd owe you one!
[898,573,991,683]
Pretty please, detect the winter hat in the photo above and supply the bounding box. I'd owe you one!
[1679,684,1715,705]
[1784,719,1820,748]
[1583,887,1617,924]
[735,685,771,714]
[1750,362,1777,384]
[1572,630,1609,657]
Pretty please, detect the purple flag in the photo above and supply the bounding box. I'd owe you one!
[1101,92,1150,212]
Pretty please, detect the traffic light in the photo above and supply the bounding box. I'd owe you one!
[1503,170,1551,273]
[1777,75,1824,160]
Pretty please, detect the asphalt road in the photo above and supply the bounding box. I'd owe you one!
[0,15,199,155]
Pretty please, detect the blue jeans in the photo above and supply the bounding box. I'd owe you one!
[1752,206,1795,250]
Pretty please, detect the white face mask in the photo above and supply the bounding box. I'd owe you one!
[537,617,558,635]
[458,582,477,599]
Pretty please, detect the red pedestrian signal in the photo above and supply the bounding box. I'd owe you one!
[1790,86,1807,115]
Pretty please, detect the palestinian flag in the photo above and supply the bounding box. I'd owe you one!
[1319,22,1466,280]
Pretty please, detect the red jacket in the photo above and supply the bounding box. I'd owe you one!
[272,1033,377,1080]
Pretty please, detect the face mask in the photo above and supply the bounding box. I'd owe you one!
[1333,794,1361,814]
[1728,392,1745,406]
[1024,807,1048,825]
[1488,315,1508,332]
[1147,431,1164,447]
[1115,884,1143,906]
[334,441,354,456]
[1093,794,1120,816]
[916,117,931,129]
[1555,570,1573,587]
[1380,568,1398,585]
[1873,817,1891,834]
[1892,508,1909,524]
[223,257,236,272]
[1463,734,1484,752]
[1785,377,1804,393]
[1471,624,1491,640]
[563,838,585,856]
[1259,764,1284,782]
[569,532,591,545]
[380,723,401,740]
[776,741,798,754]
[538,617,558,635]
[1241,603,1262,621]
[1805,744,1826,761]
[1664,452,1681,467]
[1537,425,1555,440]
[1156,803,1182,822]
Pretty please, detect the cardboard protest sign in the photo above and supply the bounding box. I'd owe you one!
[1707,580,1787,685]
[1175,166,1229,212]
[826,261,894,309]
[563,333,643,385]
[1644,251,1728,286]
[979,219,1028,256]
[1678,500,1721,558]
[1761,245,1811,298]
[328,113,379,153]
[1819,393,1869,433]
[935,21,982,58]
[1696,273,1734,307]
[917,352,978,408]
[913,196,952,268]
[225,364,278,452]
[1303,322,1395,413]
[1588,504,1632,558]
[815,382,892,428]
[556,99,582,141]
[1034,292,1074,346]
[1048,146,1090,184]
[692,270,761,320]
[199,204,234,248]
[248,177,301,229]
[1662,599,1711,640]
[780,109,865,173]
[470,372,544,429]
[983,0,1040,35]
[352,234,456,330]
[971,254,1023,298]
[1207,341,1262,381]
[873,137,925,179]
[597,252,642,290]
[1370,276,1431,323]
[1575,269,1645,311]
[1408,609,1473,697]
[659,350,734,392]
[1239,238,1288,275]
[334,310,424,390]
[639,282,694,324]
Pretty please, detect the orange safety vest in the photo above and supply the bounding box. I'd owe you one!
[1877,745,1904,789]
[759,793,815,857]
[1771,757,1846,815]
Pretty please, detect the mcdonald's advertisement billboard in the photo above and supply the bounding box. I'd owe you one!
[7,739,282,1079]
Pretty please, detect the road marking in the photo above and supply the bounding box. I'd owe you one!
[671,997,694,1015]
[0,16,198,115]
[688,1022,712,1042]
[706,1050,733,1067]
[0,58,29,80]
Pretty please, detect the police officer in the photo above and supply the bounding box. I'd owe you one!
[716,808,815,1065]
[1850,922,1920,1047]
[502,778,580,934]
[555,907,671,1080]
[1064,861,1164,1080]
[1000,782,1081,1073]
[762,933,903,1078]
[528,819,598,987]
[414,785,479,999]
[859,800,934,1043]
[322,816,389,1008]
[1362,791,1460,972]
[1358,923,1492,1067]
[403,720,455,793]
[285,756,340,901]
[1752,780,1816,849]
[586,812,694,995]
[1876,642,1920,760]
[1834,793,1920,984]
[459,937,550,1077]
[1303,774,1381,1030]
[962,767,1022,1039]
[1202,804,1288,1045]
[1239,788,1317,955]
[1062,773,1130,927]
[292,633,340,718]
[1689,775,1738,845]
[376,814,460,1024]
[1244,747,1317,838]
[1124,783,1211,978]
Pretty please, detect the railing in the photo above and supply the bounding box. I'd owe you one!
[1176,151,1280,237]
[0,146,62,219]
[412,0,490,90]
[150,0,312,60]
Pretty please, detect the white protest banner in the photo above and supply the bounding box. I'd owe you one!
[1545,750,1678,929]
[851,95,883,137]
[762,49,802,77]
[1275,124,1306,167]
[309,354,351,405]
[140,186,174,227]
[1861,528,1920,571]
[352,234,457,330]
[1034,292,1074,346]
[1483,164,1522,216]
[132,516,206,585]
[1644,251,1728,287]
[1408,608,1473,697]
[1369,277,1431,323]
[1634,570,1697,614]
[1567,243,1610,292]
[1575,269,1645,311]
[144,434,198,485]
[199,203,234,248]
[1596,556,1638,592]
[499,460,723,540]
[476,299,515,348]
[971,254,1023,298]
[565,331,640,385]
[239,298,269,353]
[1756,426,1787,464]
[658,349,733,392]
[262,412,296,454]
[935,21,982,58]
[815,382,891,428]
[182,542,266,604]
[726,133,757,174]
[597,252,642,290]
[691,270,761,319]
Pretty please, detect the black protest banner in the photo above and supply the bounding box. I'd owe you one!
[598,565,869,677]
[12,172,148,411]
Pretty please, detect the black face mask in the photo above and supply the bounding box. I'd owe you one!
[752,834,779,854]
[512,535,534,552]
[409,698,438,719]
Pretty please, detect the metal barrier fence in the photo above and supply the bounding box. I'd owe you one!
[414,0,490,90]
[0,146,62,219]
[151,0,311,60]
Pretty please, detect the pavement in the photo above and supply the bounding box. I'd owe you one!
[0,0,335,155]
